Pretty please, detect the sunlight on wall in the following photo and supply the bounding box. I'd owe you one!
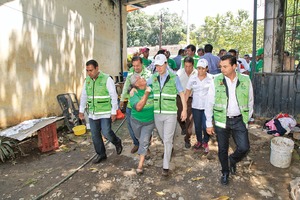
[0,1,23,58]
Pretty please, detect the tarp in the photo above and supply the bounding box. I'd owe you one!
[0,116,64,141]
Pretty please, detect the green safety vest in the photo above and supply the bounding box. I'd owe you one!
[151,72,177,114]
[181,55,200,69]
[86,73,111,115]
[213,73,250,128]
[123,67,152,108]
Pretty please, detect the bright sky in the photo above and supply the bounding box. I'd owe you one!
[141,0,265,27]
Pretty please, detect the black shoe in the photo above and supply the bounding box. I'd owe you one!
[220,172,229,185]
[92,155,107,164]
[229,157,236,175]
[162,168,169,177]
[185,141,191,149]
[115,140,123,155]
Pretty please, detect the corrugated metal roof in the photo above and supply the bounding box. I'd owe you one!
[123,0,173,8]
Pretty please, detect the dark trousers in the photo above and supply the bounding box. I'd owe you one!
[214,116,250,173]
[176,95,193,143]
[89,118,121,157]
[192,108,209,143]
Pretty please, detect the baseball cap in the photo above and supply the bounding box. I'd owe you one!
[197,58,208,68]
[256,48,264,56]
[154,54,167,66]
[140,47,149,53]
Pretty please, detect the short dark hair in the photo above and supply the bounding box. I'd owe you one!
[178,49,184,55]
[197,48,204,53]
[183,56,194,65]
[131,56,143,63]
[204,44,213,53]
[219,49,226,53]
[228,49,237,57]
[186,44,196,53]
[220,54,237,66]
[86,60,98,68]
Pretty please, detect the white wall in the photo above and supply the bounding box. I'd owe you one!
[0,0,126,128]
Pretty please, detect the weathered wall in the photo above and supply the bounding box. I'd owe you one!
[0,0,126,128]
[264,0,285,72]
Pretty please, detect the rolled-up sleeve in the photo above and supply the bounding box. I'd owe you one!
[106,77,118,115]
[205,81,215,128]
[79,81,87,113]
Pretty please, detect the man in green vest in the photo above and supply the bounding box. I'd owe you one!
[180,44,200,69]
[79,60,123,164]
[120,56,152,154]
[147,54,187,177]
[205,55,254,185]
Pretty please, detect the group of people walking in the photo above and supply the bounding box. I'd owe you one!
[78,43,254,185]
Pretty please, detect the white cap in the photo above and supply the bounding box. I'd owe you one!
[197,58,208,68]
[154,54,167,66]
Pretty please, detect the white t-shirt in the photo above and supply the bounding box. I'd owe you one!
[237,58,250,73]
[177,68,197,91]
[186,74,213,109]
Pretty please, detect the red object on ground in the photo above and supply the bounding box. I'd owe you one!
[37,123,59,152]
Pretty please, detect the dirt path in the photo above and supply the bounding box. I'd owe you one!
[0,120,299,200]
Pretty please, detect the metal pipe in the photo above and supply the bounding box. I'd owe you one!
[251,0,258,80]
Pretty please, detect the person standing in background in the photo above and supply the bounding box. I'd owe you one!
[176,56,197,148]
[201,44,221,74]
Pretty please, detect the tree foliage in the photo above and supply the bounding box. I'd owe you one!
[127,9,264,56]
[127,9,186,46]
[189,10,264,55]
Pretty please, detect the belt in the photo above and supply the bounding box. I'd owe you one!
[227,114,242,119]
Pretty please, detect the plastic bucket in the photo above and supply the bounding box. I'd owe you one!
[72,125,86,136]
[270,137,294,168]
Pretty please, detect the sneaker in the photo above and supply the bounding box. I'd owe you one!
[193,142,202,150]
[202,142,209,153]
[131,145,139,154]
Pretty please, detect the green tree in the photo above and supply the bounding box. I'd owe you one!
[188,10,264,56]
[127,9,186,46]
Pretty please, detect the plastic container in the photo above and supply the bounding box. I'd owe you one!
[270,137,294,168]
[72,125,86,136]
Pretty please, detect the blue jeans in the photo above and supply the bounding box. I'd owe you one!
[192,108,209,143]
[89,118,121,157]
[215,116,250,173]
[126,107,139,146]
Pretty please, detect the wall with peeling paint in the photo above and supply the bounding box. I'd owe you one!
[0,0,126,128]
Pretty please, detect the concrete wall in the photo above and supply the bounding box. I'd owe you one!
[0,0,126,128]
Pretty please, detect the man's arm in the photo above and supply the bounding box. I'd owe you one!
[106,77,118,121]
[248,79,254,120]
[79,81,87,120]
[205,80,215,135]
[119,75,131,108]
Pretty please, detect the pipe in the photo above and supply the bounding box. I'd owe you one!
[33,116,127,200]
[251,0,258,80]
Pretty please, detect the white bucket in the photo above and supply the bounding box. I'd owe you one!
[270,137,294,168]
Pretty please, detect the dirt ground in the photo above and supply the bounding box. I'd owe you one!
[0,118,300,200]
